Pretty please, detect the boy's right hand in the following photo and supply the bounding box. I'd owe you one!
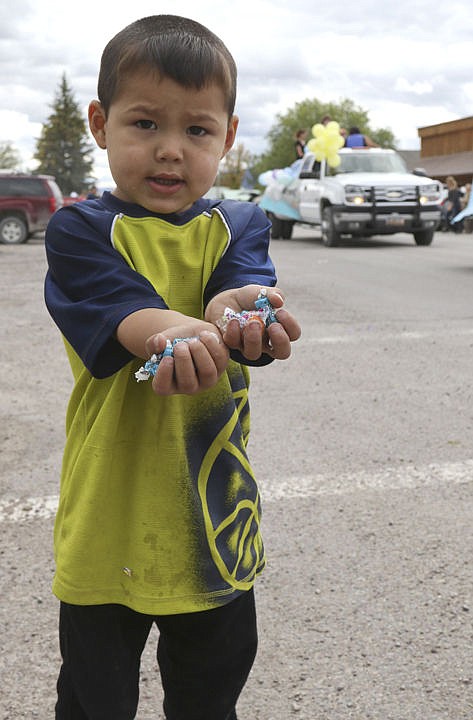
[144,327,229,396]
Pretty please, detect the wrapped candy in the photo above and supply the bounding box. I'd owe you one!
[217,288,278,332]
[134,337,198,382]
[135,290,279,382]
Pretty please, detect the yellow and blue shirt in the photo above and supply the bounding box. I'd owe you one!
[45,192,276,615]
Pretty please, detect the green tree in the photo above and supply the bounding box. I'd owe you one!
[35,73,95,194]
[0,141,22,170]
[252,97,396,179]
[218,143,254,188]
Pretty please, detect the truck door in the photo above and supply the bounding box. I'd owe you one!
[298,157,323,223]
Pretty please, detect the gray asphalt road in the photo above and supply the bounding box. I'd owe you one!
[1,228,472,719]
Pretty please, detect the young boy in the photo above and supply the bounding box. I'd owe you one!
[45,14,300,720]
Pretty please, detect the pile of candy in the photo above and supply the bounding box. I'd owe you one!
[134,289,278,382]
[216,288,278,332]
[134,337,197,382]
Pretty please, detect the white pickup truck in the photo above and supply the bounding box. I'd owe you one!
[258,148,442,246]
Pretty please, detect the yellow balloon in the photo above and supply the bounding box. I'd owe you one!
[327,153,341,168]
[308,120,344,165]
[325,121,341,135]
[328,140,343,155]
[311,123,325,138]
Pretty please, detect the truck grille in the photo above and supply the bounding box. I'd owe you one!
[371,186,418,203]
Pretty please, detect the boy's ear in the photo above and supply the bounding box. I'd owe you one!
[221,115,239,158]
[88,101,107,149]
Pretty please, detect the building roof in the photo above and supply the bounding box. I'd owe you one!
[418,116,473,137]
[416,151,473,182]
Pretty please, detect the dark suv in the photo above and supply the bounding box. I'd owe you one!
[0,173,63,244]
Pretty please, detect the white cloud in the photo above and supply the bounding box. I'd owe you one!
[394,78,433,95]
[0,110,42,169]
[1,0,473,181]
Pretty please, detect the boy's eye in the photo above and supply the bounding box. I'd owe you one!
[188,126,207,137]
[136,119,157,130]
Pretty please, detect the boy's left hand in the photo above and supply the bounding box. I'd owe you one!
[208,285,301,361]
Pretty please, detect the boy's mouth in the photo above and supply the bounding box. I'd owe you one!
[148,175,185,188]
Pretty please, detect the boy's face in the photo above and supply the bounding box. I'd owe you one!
[89,71,238,214]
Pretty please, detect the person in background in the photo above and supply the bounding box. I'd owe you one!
[443,175,463,232]
[86,185,100,199]
[321,114,347,140]
[294,128,308,159]
[345,126,378,148]
[461,182,471,210]
[461,183,473,232]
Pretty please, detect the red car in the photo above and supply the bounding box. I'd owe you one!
[0,172,63,244]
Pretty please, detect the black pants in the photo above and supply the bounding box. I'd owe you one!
[55,589,257,720]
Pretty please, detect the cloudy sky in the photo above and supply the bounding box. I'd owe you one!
[1,0,472,188]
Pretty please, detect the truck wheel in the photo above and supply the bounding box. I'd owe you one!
[0,215,28,244]
[281,220,294,239]
[321,207,340,247]
[413,228,434,246]
[268,213,282,239]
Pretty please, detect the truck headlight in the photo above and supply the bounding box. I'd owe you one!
[418,184,442,204]
[345,185,368,204]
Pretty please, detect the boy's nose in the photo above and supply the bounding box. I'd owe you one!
[154,134,183,162]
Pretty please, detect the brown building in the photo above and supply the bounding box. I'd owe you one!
[417,117,473,185]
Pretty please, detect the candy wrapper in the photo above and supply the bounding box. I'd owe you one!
[135,290,279,382]
[135,337,198,382]
[217,288,278,332]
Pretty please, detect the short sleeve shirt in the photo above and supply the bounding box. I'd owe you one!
[45,193,276,614]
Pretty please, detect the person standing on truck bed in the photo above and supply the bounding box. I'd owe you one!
[345,126,378,148]
[294,129,308,159]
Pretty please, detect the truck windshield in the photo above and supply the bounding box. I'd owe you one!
[331,153,407,175]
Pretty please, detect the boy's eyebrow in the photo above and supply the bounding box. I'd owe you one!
[125,103,160,115]
[126,104,223,123]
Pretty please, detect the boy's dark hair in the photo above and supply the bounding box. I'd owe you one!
[97,15,237,117]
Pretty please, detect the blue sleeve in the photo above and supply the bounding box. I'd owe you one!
[44,204,167,378]
[204,200,277,367]
[204,201,276,302]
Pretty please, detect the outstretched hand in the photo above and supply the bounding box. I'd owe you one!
[207,285,301,362]
[144,326,229,396]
